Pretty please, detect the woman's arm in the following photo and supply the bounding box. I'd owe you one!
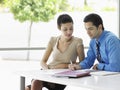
[49,63,69,69]
[77,44,85,63]
[40,41,53,69]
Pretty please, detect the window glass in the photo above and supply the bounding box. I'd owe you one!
[0,0,118,60]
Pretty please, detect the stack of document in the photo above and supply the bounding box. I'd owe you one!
[53,70,90,78]
[53,69,120,78]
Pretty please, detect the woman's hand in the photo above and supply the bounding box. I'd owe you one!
[40,61,49,70]
[68,64,81,70]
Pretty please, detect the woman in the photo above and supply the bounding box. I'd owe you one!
[25,14,85,90]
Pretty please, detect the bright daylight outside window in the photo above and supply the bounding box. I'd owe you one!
[0,1,119,90]
[0,0,118,60]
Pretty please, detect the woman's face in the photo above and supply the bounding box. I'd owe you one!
[60,22,73,40]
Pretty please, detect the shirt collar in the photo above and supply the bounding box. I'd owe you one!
[97,30,107,43]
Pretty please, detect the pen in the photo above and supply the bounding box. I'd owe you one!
[70,60,73,64]
[70,60,76,70]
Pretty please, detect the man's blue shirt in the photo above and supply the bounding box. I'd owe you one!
[80,30,120,72]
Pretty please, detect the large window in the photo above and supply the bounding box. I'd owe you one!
[0,0,119,60]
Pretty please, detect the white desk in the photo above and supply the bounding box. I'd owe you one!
[17,69,120,90]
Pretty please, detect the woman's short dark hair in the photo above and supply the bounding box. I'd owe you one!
[83,13,104,30]
[57,14,73,29]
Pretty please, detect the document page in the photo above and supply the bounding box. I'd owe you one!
[90,70,120,76]
[53,69,90,78]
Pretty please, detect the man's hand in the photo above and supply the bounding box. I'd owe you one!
[93,64,98,70]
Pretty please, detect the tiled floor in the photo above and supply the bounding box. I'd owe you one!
[0,60,91,90]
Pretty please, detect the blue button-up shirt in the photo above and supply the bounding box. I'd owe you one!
[80,30,120,72]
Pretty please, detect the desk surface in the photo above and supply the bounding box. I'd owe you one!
[17,69,120,90]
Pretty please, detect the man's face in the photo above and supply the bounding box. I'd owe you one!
[84,22,101,39]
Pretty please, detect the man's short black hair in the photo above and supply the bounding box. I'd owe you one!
[83,13,104,30]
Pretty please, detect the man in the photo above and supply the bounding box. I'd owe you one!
[69,13,120,72]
